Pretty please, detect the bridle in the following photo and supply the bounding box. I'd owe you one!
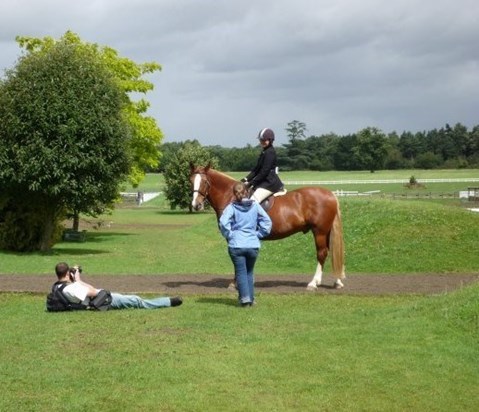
[192,172,210,203]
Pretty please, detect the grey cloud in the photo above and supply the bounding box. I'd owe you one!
[1,0,478,146]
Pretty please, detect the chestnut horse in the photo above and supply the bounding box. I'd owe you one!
[190,164,345,290]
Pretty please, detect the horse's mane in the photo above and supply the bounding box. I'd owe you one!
[206,168,236,184]
[192,167,236,218]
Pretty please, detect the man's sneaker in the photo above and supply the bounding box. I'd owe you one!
[170,297,183,307]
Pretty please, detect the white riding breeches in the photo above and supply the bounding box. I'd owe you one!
[252,187,273,204]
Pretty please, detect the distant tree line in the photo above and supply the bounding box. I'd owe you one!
[157,121,479,173]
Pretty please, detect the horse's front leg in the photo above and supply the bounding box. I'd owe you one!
[307,263,344,290]
[307,262,323,291]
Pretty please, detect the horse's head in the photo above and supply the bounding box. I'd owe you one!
[189,163,211,211]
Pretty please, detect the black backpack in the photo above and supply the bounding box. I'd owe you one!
[46,282,88,312]
[89,289,113,311]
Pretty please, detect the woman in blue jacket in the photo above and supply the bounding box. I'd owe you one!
[219,181,272,306]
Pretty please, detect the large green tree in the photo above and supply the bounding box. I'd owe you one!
[163,141,218,211]
[16,31,163,186]
[0,38,130,251]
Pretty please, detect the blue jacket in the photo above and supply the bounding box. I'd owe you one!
[219,199,272,248]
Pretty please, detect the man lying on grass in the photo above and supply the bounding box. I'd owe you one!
[46,262,182,311]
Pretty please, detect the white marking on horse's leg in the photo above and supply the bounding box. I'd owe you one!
[191,174,201,208]
[307,263,323,290]
[334,268,346,289]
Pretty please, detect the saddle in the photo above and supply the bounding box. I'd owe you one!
[259,189,287,212]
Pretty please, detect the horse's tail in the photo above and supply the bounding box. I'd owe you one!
[330,201,345,279]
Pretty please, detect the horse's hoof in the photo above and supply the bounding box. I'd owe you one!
[227,283,237,292]
[334,281,344,289]
[306,284,318,291]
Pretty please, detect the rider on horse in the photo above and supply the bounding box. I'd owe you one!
[242,128,284,204]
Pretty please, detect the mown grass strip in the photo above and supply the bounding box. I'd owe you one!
[1,283,478,411]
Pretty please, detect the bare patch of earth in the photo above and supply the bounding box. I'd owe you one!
[1,273,478,296]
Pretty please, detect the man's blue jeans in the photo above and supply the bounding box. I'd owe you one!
[110,293,171,309]
[228,247,259,304]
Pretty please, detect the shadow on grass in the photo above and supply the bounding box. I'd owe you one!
[255,280,308,289]
[163,277,232,289]
[85,232,137,243]
[50,248,109,256]
[53,232,137,255]
[195,297,237,306]
[0,248,109,257]
[0,232,135,258]
[163,278,311,290]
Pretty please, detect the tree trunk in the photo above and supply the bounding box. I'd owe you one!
[72,211,80,232]
[39,211,56,252]
[39,203,63,252]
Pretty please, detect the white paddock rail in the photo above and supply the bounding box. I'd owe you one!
[283,178,479,185]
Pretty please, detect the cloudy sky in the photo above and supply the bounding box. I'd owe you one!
[1,0,478,147]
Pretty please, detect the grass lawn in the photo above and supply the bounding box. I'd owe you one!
[1,196,478,276]
[0,283,478,411]
[1,169,478,411]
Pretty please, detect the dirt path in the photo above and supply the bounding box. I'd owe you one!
[1,273,478,295]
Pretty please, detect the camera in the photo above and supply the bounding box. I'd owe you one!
[69,265,82,274]
[69,265,82,281]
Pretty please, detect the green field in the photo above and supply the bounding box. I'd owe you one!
[1,283,478,411]
[1,170,478,411]
[130,169,479,199]
[0,197,478,275]
[1,170,478,275]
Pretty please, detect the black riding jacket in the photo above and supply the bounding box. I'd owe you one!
[246,145,283,192]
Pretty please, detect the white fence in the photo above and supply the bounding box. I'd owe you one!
[120,192,160,205]
[283,178,479,185]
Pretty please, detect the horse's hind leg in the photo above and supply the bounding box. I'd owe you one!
[307,233,328,291]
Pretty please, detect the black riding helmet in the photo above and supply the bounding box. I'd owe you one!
[258,128,275,142]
